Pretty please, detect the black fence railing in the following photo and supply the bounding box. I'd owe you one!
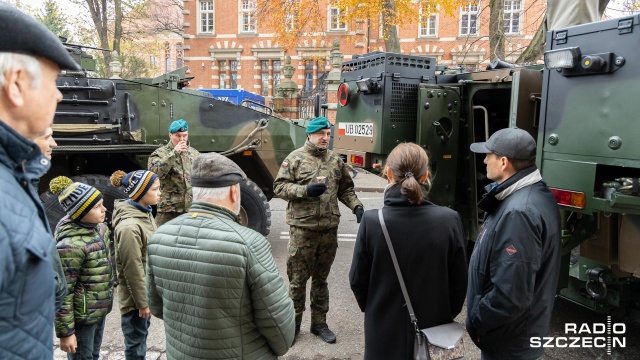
[298,72,328,120]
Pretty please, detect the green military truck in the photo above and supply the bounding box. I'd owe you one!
[335,16,640,320]
[41,47,307,236]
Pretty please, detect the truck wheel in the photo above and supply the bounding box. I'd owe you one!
[238,179,271,236]
[40,174,127,231]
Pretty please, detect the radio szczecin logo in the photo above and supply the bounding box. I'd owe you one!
[530,316,625,354]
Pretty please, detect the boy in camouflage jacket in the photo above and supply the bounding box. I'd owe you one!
[50,176,117,359]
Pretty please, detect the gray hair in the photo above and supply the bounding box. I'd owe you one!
[192,185,233,203]
[0,52,42,88]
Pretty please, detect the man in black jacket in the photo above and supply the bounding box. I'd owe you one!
[466,128,561,360]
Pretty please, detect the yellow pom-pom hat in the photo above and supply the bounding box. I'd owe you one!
[49,176,103,221]
[110,170,158,202]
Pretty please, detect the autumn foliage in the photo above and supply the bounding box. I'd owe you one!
[256,0,471,52]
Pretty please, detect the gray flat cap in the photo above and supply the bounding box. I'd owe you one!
[0,3,80,71]
[470,127,536,160]
[191,152,247,188]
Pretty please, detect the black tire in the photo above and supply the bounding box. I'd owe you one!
[40,174,128,231]
[238,179,271,236]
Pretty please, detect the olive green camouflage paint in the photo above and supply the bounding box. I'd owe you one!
[54,221,116,338]
[287,225,338,325]
[147,142,200,216]
[275,140,362,325]
[273,141,363,230]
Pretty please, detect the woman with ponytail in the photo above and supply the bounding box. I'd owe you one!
[348,142,468,360]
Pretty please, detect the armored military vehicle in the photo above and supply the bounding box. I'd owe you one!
[335,16,640,320]
[41,46,307,236]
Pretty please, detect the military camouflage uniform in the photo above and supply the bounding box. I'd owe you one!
[148,142,200,226]
[54,217,116,338]
[274,140,362,325]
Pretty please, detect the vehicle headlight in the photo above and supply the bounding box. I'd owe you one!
[544,47,581,69]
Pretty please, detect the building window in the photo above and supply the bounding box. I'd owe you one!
[219,60,227,88]
[419,6,437,37]
[272,60,281,91]
[176,43,183,69]
[230,60,238,89]
[460,3,479,36]
[504,0,521,34]
[261,60,269,96]
[286,12,295,31]
[149,55,157,68]
[240,0,256,33]
[304,61,313,93]
[199,1,214,33]
[165,42,171,72]
[329,7,346,31]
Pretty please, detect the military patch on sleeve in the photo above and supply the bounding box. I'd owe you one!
[281,161,289,167]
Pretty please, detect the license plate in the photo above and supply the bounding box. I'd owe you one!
[338,122,374,137]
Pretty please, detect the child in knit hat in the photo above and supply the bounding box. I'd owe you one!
[110,169,160,359]
[49,176,117,358]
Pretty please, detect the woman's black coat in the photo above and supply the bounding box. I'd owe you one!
[349,184,468,360]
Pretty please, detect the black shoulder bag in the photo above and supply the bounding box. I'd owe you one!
[377,209,465,360]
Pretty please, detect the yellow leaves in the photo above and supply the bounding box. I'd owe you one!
[255,0,473,52]
[256,0,327,51]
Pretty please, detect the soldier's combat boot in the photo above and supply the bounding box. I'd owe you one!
[310,323,336,343]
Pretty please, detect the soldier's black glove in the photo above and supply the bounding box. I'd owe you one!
[354,206,364,223]
[307,183,327,197]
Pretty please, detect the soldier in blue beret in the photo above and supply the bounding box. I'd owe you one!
[0,3,81,359]
[274,116,364,344]
[148,119,200,226]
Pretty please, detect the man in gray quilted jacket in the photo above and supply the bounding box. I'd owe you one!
[147,152,295,360]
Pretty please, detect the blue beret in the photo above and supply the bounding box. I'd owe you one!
[0,3,80,71]
[168,119,188,133]
[306,117,331,134]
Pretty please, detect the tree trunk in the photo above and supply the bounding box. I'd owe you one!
[113,0,122,56]
[515,14,546,64]
[489,0,505,61]
[85,0,112,76]
[382,0,400,53]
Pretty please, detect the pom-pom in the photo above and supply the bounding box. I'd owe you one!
[110,170,126,187]
[50,176,73,195]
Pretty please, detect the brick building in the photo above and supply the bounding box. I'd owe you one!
[180,0,545,111]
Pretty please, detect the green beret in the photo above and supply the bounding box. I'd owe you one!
[306,116,331,134]
[0,3,80,71]
[168,119,188,133]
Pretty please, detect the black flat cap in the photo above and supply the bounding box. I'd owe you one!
[0,3,80,71]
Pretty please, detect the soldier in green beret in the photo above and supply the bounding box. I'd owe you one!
[148,119,200,226]
[274,116,364,344]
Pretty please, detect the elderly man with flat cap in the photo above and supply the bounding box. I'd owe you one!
[0,3,81,359]
[274,116,364,344]
[147,119,200,226]
[147,152,295,360]
[466,127,560,360]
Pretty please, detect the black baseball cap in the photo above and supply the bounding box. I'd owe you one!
[470,128,536,160]
[0,3,80,71]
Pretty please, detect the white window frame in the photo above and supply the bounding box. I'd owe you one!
[459,2,479,36]
[239,0,257,33]
[285,12,295,32]
[419,5,438,37]
[199,0,215,34]
[328,6,346,31]
[503,0,522,35]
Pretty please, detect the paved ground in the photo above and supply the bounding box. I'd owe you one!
[52,171,640,359]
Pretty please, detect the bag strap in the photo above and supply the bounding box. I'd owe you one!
[378,209,421,335]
